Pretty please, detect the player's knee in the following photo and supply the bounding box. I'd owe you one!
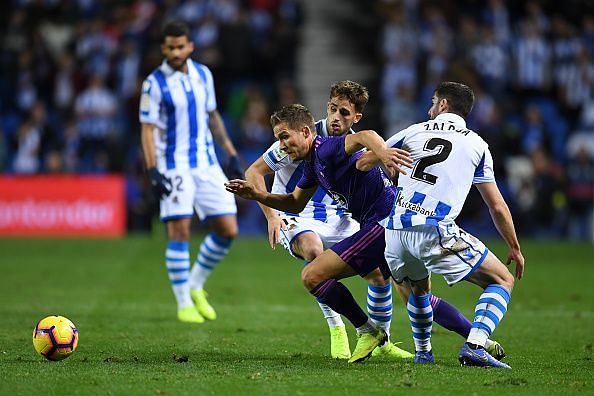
[499,270,515,292]
[216,228,238,240]
[300,246,323,262]
[365,268,389,286]
[301,265,322,290]
[168,227,190,241]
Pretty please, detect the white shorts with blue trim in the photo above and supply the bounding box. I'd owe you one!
[159,164,237,222]
[384,222,488,286]
[279,215,359,260]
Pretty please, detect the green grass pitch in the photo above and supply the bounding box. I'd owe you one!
[0,235,592,395]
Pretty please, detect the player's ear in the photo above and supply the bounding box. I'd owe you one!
[439,98,449,112]
[353,112,363,124]
[301,125,311,137]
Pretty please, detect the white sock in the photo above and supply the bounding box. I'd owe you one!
[189,233,232,290]
[356,319,376,334]
[317,302,344,328]
[166,240,193,309]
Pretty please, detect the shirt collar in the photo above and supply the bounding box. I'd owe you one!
[160,59,190,76]
[434,112,466,128]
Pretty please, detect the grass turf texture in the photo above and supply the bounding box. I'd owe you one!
[0,235,592,395]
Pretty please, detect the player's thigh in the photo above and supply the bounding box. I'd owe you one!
[192,165,237,220]
[301,249,355,289]
[425,222,491,286]
[291,231,324,262]
[160,170,196,222]
[278,217,323,261]
[465,251,515,291]
[384,227,430,284]
[330,223,389,279]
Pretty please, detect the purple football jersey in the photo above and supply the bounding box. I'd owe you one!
[297,135,396,227]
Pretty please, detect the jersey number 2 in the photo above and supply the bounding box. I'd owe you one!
[411,138,452,185]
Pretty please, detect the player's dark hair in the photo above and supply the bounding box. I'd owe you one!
[434,82,475,118]
[329,80,369,113]
[162,20,190,42]
[270,104,315,132]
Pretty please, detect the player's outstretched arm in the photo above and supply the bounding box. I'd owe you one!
[476,182,525,279]
[345,130,412,175]
[225,180,316,214]
[245,157,285,249]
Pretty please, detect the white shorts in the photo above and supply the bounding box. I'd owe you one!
[279,215,360,260]
[160,165,237,222]
[384,222,489,286]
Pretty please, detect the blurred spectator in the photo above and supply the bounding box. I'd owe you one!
[565,146,594,240]
[13,102,54,174]
[74,74,117,172]
[513,19,551,97]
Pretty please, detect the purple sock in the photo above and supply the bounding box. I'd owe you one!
[310,279,368,328]
[430,295,472,338]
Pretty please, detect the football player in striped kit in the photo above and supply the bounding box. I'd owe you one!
[139,21,243,324]
[379,82,525,368]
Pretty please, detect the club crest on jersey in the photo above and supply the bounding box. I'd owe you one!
[328,191,348,207]
[142,80,151,94]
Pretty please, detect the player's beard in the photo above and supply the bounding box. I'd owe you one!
[167,57,187,71]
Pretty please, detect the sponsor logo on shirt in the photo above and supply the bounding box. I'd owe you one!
[328,191,348,208]
[395,190,436,217]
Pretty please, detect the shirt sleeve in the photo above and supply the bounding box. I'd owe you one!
[199,64,217,113]
[297,160,317,189]
[473,147,496,184]
[262,141,291,172]
[385,127,410,148]
[139,75,165,128]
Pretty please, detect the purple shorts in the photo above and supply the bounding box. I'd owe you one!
[330,223,391,279]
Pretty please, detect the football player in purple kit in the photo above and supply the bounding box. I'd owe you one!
[226,103,504,363]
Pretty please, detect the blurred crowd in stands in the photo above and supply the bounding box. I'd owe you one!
[375,0,594,240]
[0,0,592,241]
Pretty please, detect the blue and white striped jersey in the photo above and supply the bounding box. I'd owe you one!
[262,119,348,221]
[381,113,495,230]
[139,59,218,171]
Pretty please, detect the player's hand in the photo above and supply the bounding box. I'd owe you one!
[226,155,244,180]
[147,167,172,200]
[356,151,380,172]
[225,179,258,200]
[506,248,525,280]
[379,147,412,175]
[267,214,286,249]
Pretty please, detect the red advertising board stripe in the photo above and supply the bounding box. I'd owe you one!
[0,175,126,237]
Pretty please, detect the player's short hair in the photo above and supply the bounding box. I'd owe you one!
[329,80,369,113]
[270,104,315,131]
[434,82,475,118]
[162,20,190,42]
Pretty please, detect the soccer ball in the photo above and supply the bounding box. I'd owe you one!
[32,315,79,361]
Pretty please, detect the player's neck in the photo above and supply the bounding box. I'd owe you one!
[167,60,189,74]
[305,137,315,160]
